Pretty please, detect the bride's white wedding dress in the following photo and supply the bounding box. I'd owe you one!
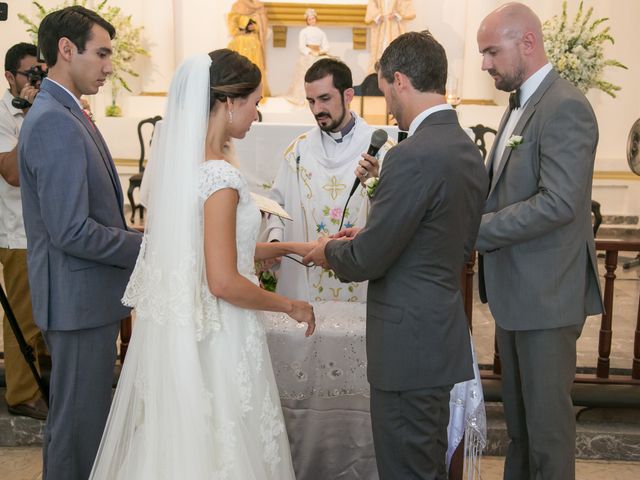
[90,159,295,479]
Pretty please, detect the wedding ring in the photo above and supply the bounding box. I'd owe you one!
[363,171,369,178]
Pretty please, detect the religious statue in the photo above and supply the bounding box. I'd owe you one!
[227,0,270,96]
[365,0,416,73]
[284,8,330,106]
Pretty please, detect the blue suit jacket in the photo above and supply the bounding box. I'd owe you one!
[18,79,142,331]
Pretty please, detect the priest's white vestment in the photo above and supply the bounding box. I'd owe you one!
[265,113,392,302]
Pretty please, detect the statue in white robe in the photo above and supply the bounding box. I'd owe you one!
[285,9,331,105]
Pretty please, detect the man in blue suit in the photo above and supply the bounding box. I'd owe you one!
[18,7,142,479]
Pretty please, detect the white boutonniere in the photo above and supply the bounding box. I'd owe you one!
[506,135,523,149]
[364,176,379,198]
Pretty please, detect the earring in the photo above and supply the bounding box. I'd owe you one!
[228,110,233,124]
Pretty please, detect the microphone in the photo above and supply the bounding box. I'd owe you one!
[338,129,389,231]
[348,129,388,198]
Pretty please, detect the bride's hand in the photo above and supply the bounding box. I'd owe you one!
[289,300,316,337]
[292,241,316,258]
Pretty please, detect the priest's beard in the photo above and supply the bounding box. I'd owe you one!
[315,102,348,133]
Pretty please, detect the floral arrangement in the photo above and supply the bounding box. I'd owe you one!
[542,1,627,98]
[19,0,149,116]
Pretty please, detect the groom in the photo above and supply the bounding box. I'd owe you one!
[304,31,488,478]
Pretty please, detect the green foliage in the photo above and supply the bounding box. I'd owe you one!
[259,270,277,292]
[19,1,149,96]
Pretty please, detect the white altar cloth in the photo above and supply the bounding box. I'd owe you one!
[263,301,486,479]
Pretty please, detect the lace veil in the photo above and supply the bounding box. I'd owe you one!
[122,54,212,329]
[90,55,217,479]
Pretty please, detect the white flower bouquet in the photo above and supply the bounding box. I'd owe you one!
[543,1,627,98]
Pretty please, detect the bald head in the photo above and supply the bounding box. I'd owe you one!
[481,3,543,43]
[477,2,548,92]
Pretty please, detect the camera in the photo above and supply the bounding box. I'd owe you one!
[11,65,48,109]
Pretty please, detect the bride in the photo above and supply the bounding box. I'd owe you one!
[90,50,315,479]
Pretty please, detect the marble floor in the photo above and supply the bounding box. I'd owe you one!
[1,447,639,480]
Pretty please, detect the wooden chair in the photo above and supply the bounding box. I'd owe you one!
[591,200,603,236]
[469,124,497,161]
[127,115,162,223]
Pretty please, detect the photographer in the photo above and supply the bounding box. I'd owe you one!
[0,42,48,420]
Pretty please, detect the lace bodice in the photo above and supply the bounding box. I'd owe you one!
[199,160,261,278]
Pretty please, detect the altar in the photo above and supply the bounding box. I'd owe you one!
[262,301,486,479]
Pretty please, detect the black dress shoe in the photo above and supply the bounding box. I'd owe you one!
[8,397,48,421]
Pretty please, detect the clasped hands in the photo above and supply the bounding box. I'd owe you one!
[300,153,376,267]
[301,227,361,268]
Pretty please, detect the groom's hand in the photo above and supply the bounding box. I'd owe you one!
[331,227,361,240]
[303,236,331,268]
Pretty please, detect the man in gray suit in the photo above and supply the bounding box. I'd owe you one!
[304,31,488,479]
[18,7,142,479]
[476,4,603,479]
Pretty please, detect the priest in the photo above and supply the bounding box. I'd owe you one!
[265,58,392,302]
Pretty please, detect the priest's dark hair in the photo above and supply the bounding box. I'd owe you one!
[39,6,115,67]
[376,30,447,95]
[208,49,261,110]
[304,58,353,98]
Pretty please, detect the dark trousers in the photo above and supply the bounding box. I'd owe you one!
[370,384,453,480]
[496,323,583,480]
[42,322,120,480]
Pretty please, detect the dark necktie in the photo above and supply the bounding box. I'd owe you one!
[509,90,521,111]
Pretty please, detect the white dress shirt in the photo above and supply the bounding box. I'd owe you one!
[0,89,26,248]
[492,63,553,178]
[407,103,453,137]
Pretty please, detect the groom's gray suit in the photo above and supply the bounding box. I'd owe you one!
[325,109,488,479]
[476,69,603,479]
[19,78,142,480]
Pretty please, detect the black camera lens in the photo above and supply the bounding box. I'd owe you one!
[26,65,47,86]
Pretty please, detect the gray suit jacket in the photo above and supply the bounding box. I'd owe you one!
[477,70,603,330]
[18,79,142,331]
[326,109,488,391]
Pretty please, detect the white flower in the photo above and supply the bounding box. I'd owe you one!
[364,176,379,198]
[542,1,627,98]
[506,135,523,149]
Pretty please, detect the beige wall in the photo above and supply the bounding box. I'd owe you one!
[2,0,638,215]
